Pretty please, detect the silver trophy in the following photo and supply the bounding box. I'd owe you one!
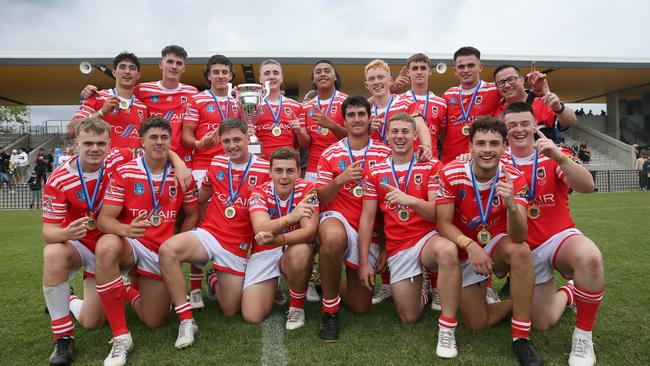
[230,81,270,155]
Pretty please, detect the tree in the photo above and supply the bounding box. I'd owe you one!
[0,106,30,133]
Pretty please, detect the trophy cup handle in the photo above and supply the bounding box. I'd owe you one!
[263,81,271,98]
[227,83,233,98]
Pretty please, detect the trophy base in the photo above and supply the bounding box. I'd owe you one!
[248,143,262,155]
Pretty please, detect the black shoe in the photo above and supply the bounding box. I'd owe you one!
[49,336,75,366]
[319,312,340,343]
[512,338,543,366]
[499,275,511,299]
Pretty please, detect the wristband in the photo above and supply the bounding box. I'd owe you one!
[275,233,288,246]
[97,109,104,117]
[280,217,288,228]
[455,235,474,249]
[553,102,565,114]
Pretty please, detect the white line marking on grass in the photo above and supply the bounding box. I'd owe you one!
[260,312,287,366]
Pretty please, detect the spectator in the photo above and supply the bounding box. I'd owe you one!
[0,147,11,189]
[636,152,647,190]
[587,109,593,115]
[644,155,650,191]
[632,144,640,159]
[26,171,42,209]
[34,152,48,185]
[600,109,606,116]
[45,148,54,180]
[578,143,591,164]
[57,148,72,166]
[15,148,29,184]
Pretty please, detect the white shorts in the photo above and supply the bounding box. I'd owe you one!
[69,240,96,280]
[303,171,318,183]
[460,233,508,288]
[126,238,162,281]
[387,230,437,284]
[319,211,380,270]
[243,247,283,289]
[192,228,247,276]
[192,169,207,189]
[531,228,583,284]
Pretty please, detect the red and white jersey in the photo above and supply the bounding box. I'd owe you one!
[370,95,418,144]
[73,89,148,149]
[254,96,303,159]
[183,91,241,170]
[42,148,136,252]
[494,97,557,130]
[134,81,199,167]
[441,81,499,163]
[199,154,270,258]
[502,150,575,249]
[398,91,447,157]
[249,179,318,253]
[436,160,528,260]
[364,157,443,257]
[316,139,391,230]
[103,156,198,253]
[300,91,348,173]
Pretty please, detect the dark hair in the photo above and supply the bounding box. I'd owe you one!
[406,53,431,68]
[469,116,507,142]
[204,54,235,82]
[218,118,248,136]
[161,45,187,60]
[493,64,521,79]
[113,52,141,71]
[139,116,172,137]
[311,59,342,90]
[341,95,371,117]
[503,102,534,117]
[453,46,481,62]
[269,146,300,168]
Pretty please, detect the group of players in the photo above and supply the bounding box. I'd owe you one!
[40,44,605,366]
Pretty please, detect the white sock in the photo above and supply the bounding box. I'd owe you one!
[43,282,71,320]
[573,326,593,340]
[69,296,83,320]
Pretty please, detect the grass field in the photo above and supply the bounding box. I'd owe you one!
[1,192,649,365]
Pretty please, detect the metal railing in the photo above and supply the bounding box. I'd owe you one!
[0,184,43,209]
[590,170,644,192]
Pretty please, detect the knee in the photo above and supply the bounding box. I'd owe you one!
[242,310,265,324]
[222,307,240,317]
[142,315,167,329]
[532,319,554,331]
[95,235,122,264]
[318,233,346,259]
[157,245,178,266]
[346,302,370,316]
[463,318,489,331]
[578,250,604,278]
[509,245,532,268]
[79,317,105,330]
[43,244,69,267]
[436,243,459,267]
[398,311,420,324]
[286,245,313,268]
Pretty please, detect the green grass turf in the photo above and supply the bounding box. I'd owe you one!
[0,192,649,365]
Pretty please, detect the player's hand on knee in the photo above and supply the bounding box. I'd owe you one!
[359,263,375,290]
[467,242,493,276]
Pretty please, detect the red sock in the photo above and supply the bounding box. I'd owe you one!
[574,286,604,331]
[322,295,340,314]
[511,317,531,339]
[97,277,128,337]
[429,271,438,289]
[208,271,218,292]
[420,288,429,305]
[558,283,575,306]
[190,265,203,291]
[174,302,193,322]
[289,288,306,309]
[487,276,493,289]
[51,315,74,340]
[123,284,141,307]
[381,272,390,285]
[438,315,457,330]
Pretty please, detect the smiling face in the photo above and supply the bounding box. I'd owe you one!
[495,67,526,102]
[364,67,392,99]
[344,105,370,138]
[313,62,337,91]
[505,111,536,152]
[220,127,249,163]
[75,129,110,168]
[270,158,299,198]
[470,130,505,172]
[259,63,283,93]
[113,60,140,89]
[454,55,483,88]
[141,127,171,161]
[159,53,186,84]
[208,63,233,93]
[387,119,415,157]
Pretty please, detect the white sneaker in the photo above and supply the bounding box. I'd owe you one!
[486,287,500,304]
[285,307,305,330]
[436,328,458,358]
[430,288,442,311]
[306,281,321,302]
[371,285,392,305]
[175,319,198,349]
[103,333,133,366]
[189,289,205,310]
[274,286,288,305]
[568,332,596,366]
[422,274,432,296]
[205,269,217,301]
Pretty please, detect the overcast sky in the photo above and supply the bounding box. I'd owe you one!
[3,0,646,123]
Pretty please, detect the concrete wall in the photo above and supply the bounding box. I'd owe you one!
[568,123,636,169]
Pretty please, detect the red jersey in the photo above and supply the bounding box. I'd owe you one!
[103,156,198,253]
[494,97,557,130]
[199,154,270,258]
[42,148,136,252]
[398,91,447,157]
[249,179,318,253]
[441,81,499,163]
[73,89,148,149]
[316,138,391,230]
[301,91,348,172]
[370,95,418,144]
[502,150,575,249]
[254,96,303,159]
[134,81,198,167]
[183,91,241,170]
[364,157,443,257]
[436,160,528,260]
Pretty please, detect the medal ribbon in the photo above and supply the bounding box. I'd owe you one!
[272,185,295,225]
[317,90,337,116]
[458,81,482,122]
[374,96,394,143]
[469,160,500,227]
[389,155,416,194]
[226,155,253,206]
[345,138,372,188]
[142,158,170,219]
[510,150,538,201]
[76,157,104,216]
[410,90,430,120]
[113,88,134,107]
[209,90,231,121]
[264,96,284,130]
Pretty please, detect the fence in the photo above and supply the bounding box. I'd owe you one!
[1,184,42,209]
[590,170,644,192]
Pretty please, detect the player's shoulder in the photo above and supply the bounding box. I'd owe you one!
[191,90,212,102]
[334,91,348,102]
[115,158,141,175]
[95,89,113,100]
[479,81,497,91]
[441,160,467,175]
[502,161,524,178]
[322,140,345,157]
[303,98,317,108]
[179,83,199,94]
[369,160,390,174]
[47,161,76,189]
[135,81,159,92]
[251,156,270,170]
[282,97,301,108]
[429,93,447,105]
[443,85,460,96]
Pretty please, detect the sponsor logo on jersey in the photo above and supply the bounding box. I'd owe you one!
[111,108,119,114]
[331,106,337,114]
[119,124,137,139]
[284,107,292,115]
[216,170,225,181]
[150,95,159,103]
[414,173,423,185]
[476,95,483,105]
[338,160,347,171]
[207,104,215,113]
[380,176,390,186]
[449,97,456,105]
[536,167,546,179]
[76,190,86,201]
[432,106,439,115]
[169,186,177,197]
[134,183,145,195]
[239,243,248,250]
[268,207,277,218]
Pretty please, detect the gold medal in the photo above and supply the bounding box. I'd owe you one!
[397,208,410,222]
[224,206,236,219]
[272,126,282,136]
[149,213,162,227]
[527,204,541,220]
[461,125,470,136]
[477,227,491,245]
[85,215,96,230]
[118,99,130,110]
[352,185,363,198]
[321,127,329,136]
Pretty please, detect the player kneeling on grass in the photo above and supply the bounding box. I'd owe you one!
[158,118,270,348]
[503,102,604,366]
[95,117,199,366]
[242,147,319,330]
[358,113,461,359]
[436,116,542,366]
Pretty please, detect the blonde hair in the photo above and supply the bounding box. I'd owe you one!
[364,59,390,76]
